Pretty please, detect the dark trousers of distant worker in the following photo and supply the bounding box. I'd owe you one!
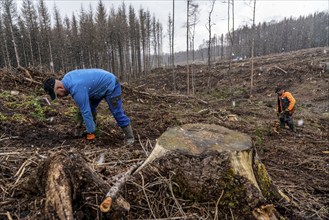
[279,111,295,131]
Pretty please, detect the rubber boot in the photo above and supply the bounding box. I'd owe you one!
[279,118,285,129]
[287,121,296,132]
[121,124,135,145]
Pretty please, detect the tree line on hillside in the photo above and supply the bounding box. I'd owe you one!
[0,0,163,80]
[169,11,328,65]
[0,0,328,80]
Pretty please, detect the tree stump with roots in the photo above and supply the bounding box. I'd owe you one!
[130,123,289,219]
[22,123,289,219]
[22,150,129,220]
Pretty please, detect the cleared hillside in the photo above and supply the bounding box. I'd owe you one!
[0,47,328,219]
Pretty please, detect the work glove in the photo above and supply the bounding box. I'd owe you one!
[86,133,95,140]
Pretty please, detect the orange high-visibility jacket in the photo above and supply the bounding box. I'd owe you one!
[277,91,296,113]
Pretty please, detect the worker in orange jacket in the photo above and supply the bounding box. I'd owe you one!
[275,87,296,132]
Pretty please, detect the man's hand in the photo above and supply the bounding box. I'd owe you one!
[87,133,95,140]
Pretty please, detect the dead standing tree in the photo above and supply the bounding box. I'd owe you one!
[206,0,216,92]
[186,0,190,95]
[250,0,257,98]
[189,2,199,95]
[227,0,235,95]
[172,0,176,92]
[185,0,199,96]
[2,0,21,68]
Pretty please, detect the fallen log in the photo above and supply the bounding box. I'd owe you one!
[99,163,139,213]
[127,123,289,219]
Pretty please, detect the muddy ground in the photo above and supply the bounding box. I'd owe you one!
[0,47,328,219]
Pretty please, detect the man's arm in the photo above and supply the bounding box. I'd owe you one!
[286,92,296,111]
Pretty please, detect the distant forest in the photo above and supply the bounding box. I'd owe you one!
[172,12,329,65]
[0,0,328,80]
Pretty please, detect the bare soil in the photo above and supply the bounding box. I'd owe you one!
[0,47,328,219]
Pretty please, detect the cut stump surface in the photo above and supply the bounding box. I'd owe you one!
[133,123,286,219]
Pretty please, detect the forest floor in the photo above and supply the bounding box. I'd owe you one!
[0,47,328,220]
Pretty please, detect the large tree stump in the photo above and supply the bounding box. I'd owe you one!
[22,150,129,220]
[133,123,288,219]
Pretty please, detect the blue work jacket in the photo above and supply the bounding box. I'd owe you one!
[62,69,116,133]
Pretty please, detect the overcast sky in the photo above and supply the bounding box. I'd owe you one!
[25,0,329,53]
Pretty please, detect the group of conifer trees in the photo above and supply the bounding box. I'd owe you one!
[0,0,328,79]
[178,11,328,64]
[0,0,162,80]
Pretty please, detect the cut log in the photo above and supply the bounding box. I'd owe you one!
[99,163,139,213]
[132,123,289,219]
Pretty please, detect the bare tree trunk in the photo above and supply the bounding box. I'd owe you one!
[125,41,131,81]
[81,48,85,69]
[220,33,224,60]
[207,0,216,92]
[118,40,125,80]
[48,40,54,73]
[1,31,10,69]
[250,0,257,98]
[146,12,151,74]
[9,22,21,67]
[232,0,235,52]
[227,0,234,95]
[28,32,35,66]
[186,0,190,95]
[136,29,142,75]
[88,51,92,69]
[111,49,116,74]
[37,42,42,66]
[191,34,195,95]
[156,22,161,68]
[172,0,176,92]
[327,4,329,47]
[190,3,199,96]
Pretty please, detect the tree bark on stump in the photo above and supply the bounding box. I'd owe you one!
[22,124,289,219]
[22,150,129,220]
[133,123,288,219]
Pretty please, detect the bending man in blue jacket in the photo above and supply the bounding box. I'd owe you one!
[43,69,134,144]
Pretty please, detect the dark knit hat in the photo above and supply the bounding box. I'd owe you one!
[275,87,282,93]
[43,78,56,100]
